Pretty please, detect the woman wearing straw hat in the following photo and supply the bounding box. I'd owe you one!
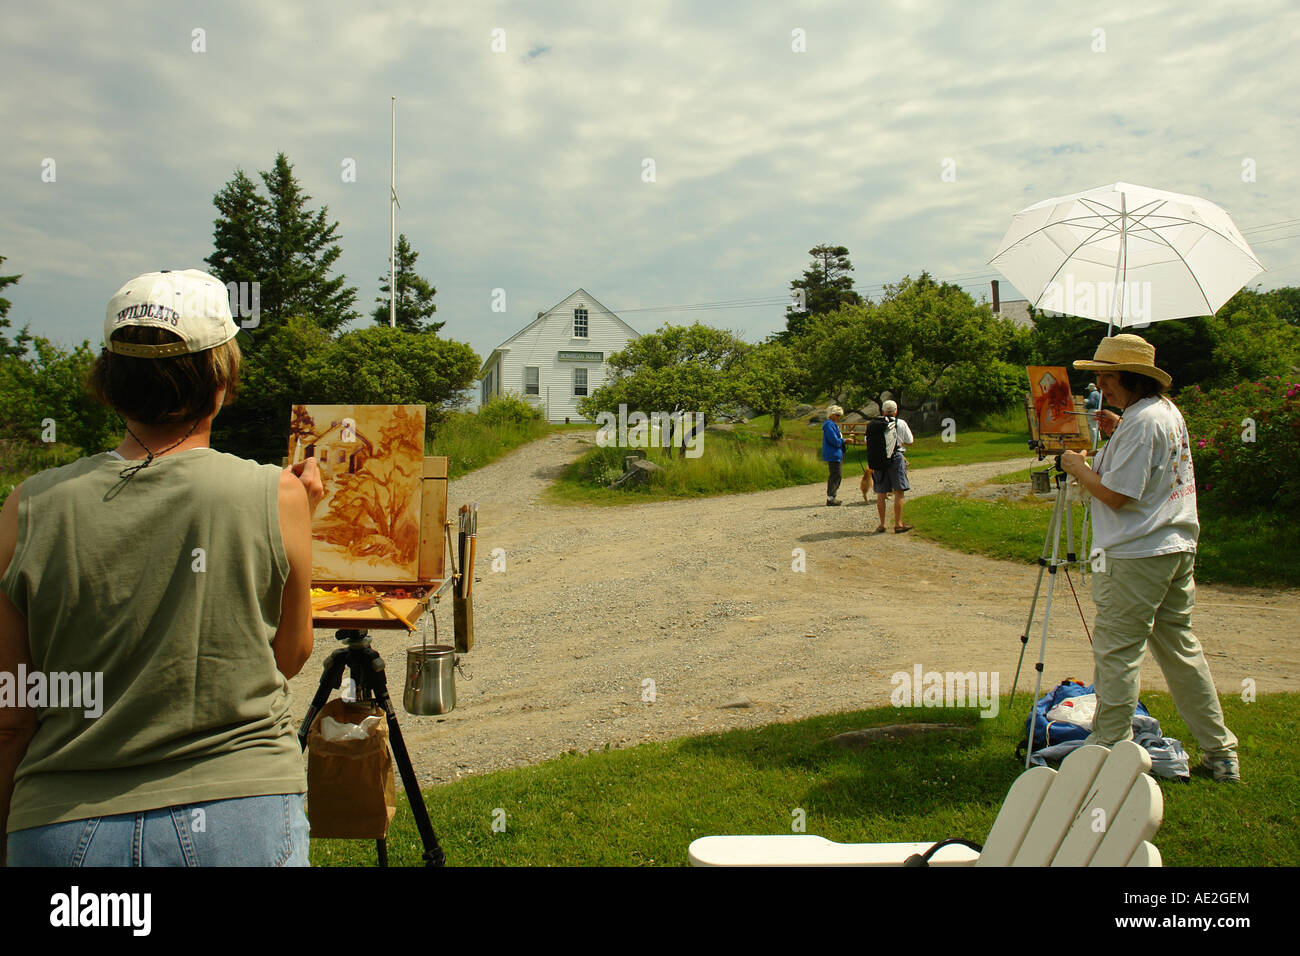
[1058,334,1239,782]
[0,269,327,864]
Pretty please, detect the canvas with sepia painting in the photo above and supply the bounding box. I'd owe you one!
[288,404,451,631]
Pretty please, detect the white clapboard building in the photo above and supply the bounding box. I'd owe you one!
[478,289,640,423]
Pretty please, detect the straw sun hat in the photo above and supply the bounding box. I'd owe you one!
[1073,333,1172,390]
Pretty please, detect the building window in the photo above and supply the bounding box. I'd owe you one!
[574,308,588,338]
[574,367,588,396]
[525,366,539,396]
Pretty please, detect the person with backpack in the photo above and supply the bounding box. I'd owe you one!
[1059,334,1239,782]
[867,400,914,533]
[821,405,846,506]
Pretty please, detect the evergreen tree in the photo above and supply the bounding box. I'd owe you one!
[371,234,444,333]
[783,244,864,339]
[205,153,358,335]
[205,170,267,306]
[0,256,32,359]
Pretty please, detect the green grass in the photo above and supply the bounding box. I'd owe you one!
[549,416,1034,505]
[739,407,1032,471]
[905,493,1297,588]
[425,412,553,479]
[903,430,1030,469]
[545,429,826,505]
[309,692,1299,867]
[988,466,1035,484]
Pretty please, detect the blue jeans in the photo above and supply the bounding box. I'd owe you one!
[6,793,309,867]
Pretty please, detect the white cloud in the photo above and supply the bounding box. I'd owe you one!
[1,0,1296,354]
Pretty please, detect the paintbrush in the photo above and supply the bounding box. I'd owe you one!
[372,593,418,631]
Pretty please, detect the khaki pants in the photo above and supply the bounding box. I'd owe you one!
[1086,551,1237,757]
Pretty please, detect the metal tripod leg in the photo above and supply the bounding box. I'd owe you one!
[299,630,446,867]
[1023,479,1068,767]
[1009,480,1063,711]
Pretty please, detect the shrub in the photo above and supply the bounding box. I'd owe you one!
[941,359,1026,423]
[1178,377,1300,516]
[477,393,546,428]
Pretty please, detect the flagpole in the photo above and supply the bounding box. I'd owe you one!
[390,95,397,328]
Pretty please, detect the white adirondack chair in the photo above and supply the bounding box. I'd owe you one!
[688,741,1163,867]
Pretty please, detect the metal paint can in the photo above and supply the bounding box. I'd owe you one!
[404,643,457,715]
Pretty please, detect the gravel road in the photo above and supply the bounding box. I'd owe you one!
[290,431,1300,786]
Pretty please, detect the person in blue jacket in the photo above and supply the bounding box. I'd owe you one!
[822,405,846,506]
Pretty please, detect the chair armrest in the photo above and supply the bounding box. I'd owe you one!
[688,835,980,867]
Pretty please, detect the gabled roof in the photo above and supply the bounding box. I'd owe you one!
[478,288,640,377]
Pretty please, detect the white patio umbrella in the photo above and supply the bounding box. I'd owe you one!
[990,182,1265,335]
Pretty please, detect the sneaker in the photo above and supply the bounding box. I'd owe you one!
[1200,752,1240,782]
[827,499,842,506]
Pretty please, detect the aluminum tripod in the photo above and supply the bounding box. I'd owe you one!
[1008,462,1092,767]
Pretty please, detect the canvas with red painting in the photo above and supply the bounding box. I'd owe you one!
[1027,366,1081,437]
[288,404,426,583]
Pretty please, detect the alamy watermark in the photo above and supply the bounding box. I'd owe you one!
[1037,277,1153,325]
[1,666,104,718]
[132,273,260,329]
[594,404,706,458]
[890,664,999,718]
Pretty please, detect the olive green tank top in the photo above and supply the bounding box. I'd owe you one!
[1,448,306,832]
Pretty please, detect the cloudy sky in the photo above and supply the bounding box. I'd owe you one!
[3,0,1297,367]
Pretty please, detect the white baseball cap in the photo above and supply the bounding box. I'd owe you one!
[104,269,240,358]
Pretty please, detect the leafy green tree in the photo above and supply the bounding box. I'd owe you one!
[372,234,444,333]
[0,337,116,451]
[1264,286,1300,327]
[783,244,864,340]
[838,273,1004,411]
[579,323,751,455]
[214,317,479,460]
[1028,285,1300,395]
[211,314,337,461]
[789,307,859,404]
[205,153,358,336]
[306,325,478,420]
[1207,288,1300,387]
[736,342,806,438]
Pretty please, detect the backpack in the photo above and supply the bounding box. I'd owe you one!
[865,417,895,471]
[1015,679,1150,761]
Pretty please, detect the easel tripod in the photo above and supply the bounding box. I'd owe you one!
[298,628,446,867]
[1009,449,1094,768]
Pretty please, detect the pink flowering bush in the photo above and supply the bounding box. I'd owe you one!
[1178,376,1300,515]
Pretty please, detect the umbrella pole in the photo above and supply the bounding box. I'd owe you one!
[1108,192,1127,336]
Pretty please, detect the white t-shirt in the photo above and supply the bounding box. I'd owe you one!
[1090,396,1199,558]
[885,417,914,458]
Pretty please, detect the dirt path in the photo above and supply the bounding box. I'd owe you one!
[290,432,1300,785]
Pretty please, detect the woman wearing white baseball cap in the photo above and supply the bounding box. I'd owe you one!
[0,269,328,865]
[1058,334,1239,782]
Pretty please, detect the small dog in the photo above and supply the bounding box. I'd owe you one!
[860,467,873,502]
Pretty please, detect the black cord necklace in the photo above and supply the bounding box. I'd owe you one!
[118,418,201,479]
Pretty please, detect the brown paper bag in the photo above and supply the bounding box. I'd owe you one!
[306,698,397,839]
